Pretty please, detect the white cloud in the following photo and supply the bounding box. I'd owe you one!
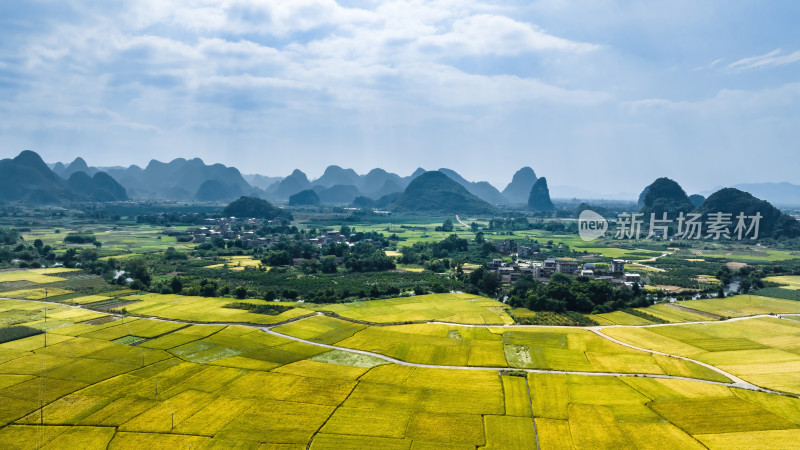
[416,14,598,56]
[727,48,800,72]
[629,82,800,115]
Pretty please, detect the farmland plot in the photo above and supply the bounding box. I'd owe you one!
[605,316,800,394]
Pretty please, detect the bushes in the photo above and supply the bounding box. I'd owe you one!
[513,311,597,326]
[63,234,96,244]
[0,227,21,245]
[0,326,43,344]
[223,302,293,316]
[621,308,668,324]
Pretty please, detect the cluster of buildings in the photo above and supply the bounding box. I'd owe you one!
[488,256,641,288]
[308,230,348,247]
[308,230,384,249]
[484,238,642,288]
[191,217,279,248]
[493,239,545,259]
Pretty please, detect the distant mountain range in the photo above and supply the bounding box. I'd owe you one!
[1,151,128,203]
[261,165,540,206]
[51,155,260,202]
[8,150,795,210]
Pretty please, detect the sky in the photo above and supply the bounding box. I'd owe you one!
[1,0,799,197]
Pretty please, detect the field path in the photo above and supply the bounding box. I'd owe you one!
[588,327,756,389]
[6,297,798,398]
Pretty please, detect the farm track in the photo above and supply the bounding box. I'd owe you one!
[7,296,799,398]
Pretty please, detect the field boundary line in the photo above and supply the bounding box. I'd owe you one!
[522,375,540,450]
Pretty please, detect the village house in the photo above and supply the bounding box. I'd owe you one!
[494,239,517,254]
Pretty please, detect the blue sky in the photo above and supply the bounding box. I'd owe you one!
[1,0,799,197]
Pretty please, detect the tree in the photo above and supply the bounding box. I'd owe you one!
[300,258,320,274]
[321,255,338,274]
[234,286,247,299]
[437,219,454,232]
[200,279,218,297]
[170,277,183,294]
[124,258,152,286]
[61,248,78,267]
[265,250,292,266]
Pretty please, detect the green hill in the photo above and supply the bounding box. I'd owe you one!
[503,166,538,204]
[528,177,554,211]
[289,189,320,206]
[223,196,290,220]
[390,171,498,215]
[640,177,694,217]
[67,171,129,201]
[194,179,244,202]
[698,188,800,239]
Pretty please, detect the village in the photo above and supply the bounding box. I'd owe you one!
[490,238,642,288]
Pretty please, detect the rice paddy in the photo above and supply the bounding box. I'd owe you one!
[204,255,265,271]
[765,275,800,290]
[316,293,514,325]
[604,316,800,394]
[112,292,312,325]
[636,303,713,323]
[678,295,800,318]
[1,272,800,447]
[0,269,79,285]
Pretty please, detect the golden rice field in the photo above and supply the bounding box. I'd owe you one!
[0,288,73,300]
[276,318,728,381]
[114,292,312,325]
[604,316,800,395]
[590,311,655,326]
[678,295,800,318]
[316,293,514,325]
[636,303,713,323]
[765,275,800,290]
[0,268,80,285]
[204,255,266,271]
[2,287,800,447]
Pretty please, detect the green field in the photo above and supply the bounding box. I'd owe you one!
[694,248,800,262]
[23,225,197,255]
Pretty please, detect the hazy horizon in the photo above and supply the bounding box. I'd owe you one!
[2,1,799,196]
